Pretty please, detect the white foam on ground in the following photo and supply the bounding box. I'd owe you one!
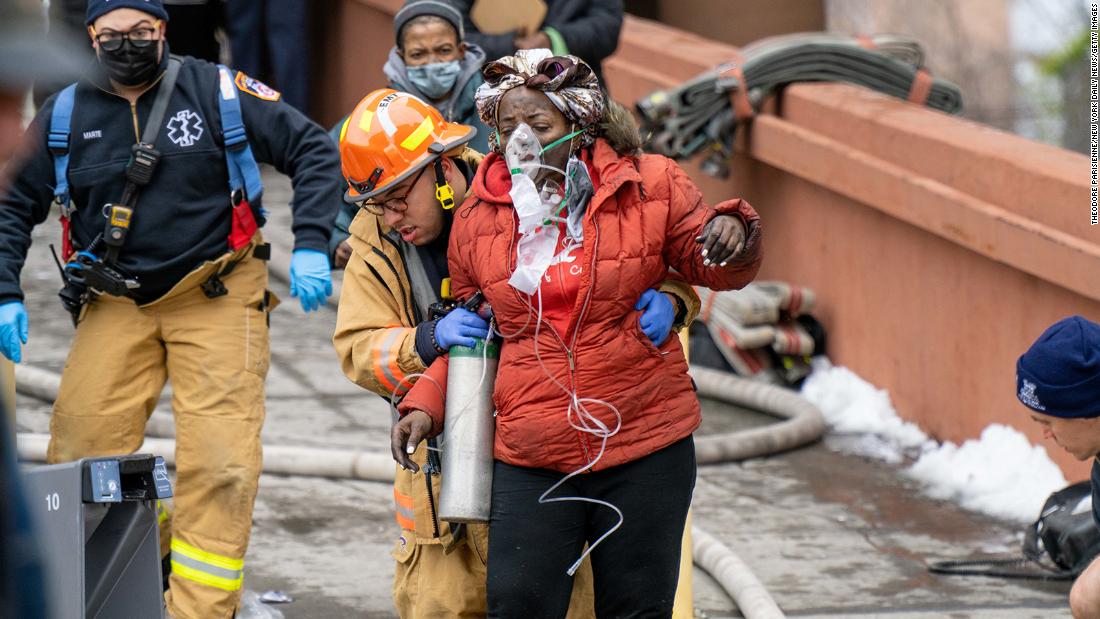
[800,358,1067,522]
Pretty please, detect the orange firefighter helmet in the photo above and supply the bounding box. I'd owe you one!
[339,88,476,206]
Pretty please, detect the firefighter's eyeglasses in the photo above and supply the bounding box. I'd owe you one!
[361,166,429,216]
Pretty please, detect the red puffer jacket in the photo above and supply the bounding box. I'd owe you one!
[399,139,763,473]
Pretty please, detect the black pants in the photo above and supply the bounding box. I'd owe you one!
[224,0,310,114]
[165,2,224,64]
[487,436,696,619]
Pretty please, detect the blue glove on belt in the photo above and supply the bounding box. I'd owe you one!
[289,249,333,313]
[0,301,29,363]
[636,289,675,347]
[435,308,490,351]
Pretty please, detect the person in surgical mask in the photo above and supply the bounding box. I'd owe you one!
[328,0,491,267]
[387,0,491,153]
[394,49,763,617]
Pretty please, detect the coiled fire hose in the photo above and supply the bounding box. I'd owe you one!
[636,32,964,178]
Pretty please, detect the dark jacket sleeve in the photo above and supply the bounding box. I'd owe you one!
[545,0,624,65]
[235,85,341,253]
[326,116,355,260]
[329,203,355,261]
[0,104,59,304]
[453,0,518,62]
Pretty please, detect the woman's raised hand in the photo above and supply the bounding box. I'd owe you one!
[695,215,747,267]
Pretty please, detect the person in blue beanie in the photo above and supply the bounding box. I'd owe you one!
[1018,315,1100,619]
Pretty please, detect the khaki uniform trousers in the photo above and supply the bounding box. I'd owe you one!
[47,246,274,619]
[392,449,596,618]
[393,527,596,618]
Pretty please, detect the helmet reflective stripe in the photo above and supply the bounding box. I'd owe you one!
[376,93,400,136]
[358,110,373,132]
[401,117,435,151]
[339,116,352,144]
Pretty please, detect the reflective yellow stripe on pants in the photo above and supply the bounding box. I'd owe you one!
[171,538,244,592]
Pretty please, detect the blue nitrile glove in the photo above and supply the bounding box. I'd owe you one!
[636,289,675,347]
[435,308,490,350]
[289,249,333,313]
[0,302,29,363]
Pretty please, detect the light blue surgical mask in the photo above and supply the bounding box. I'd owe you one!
[407,60,462,100]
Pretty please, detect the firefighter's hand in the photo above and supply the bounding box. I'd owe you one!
[333,241,353,270]
[635,289,674,346]
[435,308,489,350]
[695,215,747,267]
[391,410,434,472]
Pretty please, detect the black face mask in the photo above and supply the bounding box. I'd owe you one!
[98,39,161,87]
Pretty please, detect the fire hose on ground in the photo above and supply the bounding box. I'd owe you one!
[13,362,821,618]
[15,434,396,482]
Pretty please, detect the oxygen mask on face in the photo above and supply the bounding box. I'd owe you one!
[507,123,566,235]
[504,123,545,180]
[504,122,586,182]
[505,124,586,294]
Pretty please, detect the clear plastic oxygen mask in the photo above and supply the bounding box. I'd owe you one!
[504,123,548,180]
[505,123,582,295]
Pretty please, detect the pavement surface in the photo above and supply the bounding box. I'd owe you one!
[13,169,1073,618]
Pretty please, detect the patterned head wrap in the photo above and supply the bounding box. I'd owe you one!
[475,48,605,151]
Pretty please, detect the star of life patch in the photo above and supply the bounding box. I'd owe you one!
[234,71,281,102]
[166,109,204,147]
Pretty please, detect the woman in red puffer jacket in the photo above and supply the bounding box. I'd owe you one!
[395,49,762,618]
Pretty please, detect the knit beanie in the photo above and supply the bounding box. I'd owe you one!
[86,0,169,26]
[1016,316,1100,418]
[393,0,464,47]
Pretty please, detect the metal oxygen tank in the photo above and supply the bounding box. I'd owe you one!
[438,296,499,523]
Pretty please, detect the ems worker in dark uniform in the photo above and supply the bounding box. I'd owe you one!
[0,1,339,617]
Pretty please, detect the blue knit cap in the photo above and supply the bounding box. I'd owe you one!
[1016,316,1100,418]
[86,0,169,26]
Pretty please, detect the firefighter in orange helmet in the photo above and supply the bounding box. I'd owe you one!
[334,89,502,617]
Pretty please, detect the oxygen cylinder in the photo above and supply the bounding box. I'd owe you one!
[439,336,499,523]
